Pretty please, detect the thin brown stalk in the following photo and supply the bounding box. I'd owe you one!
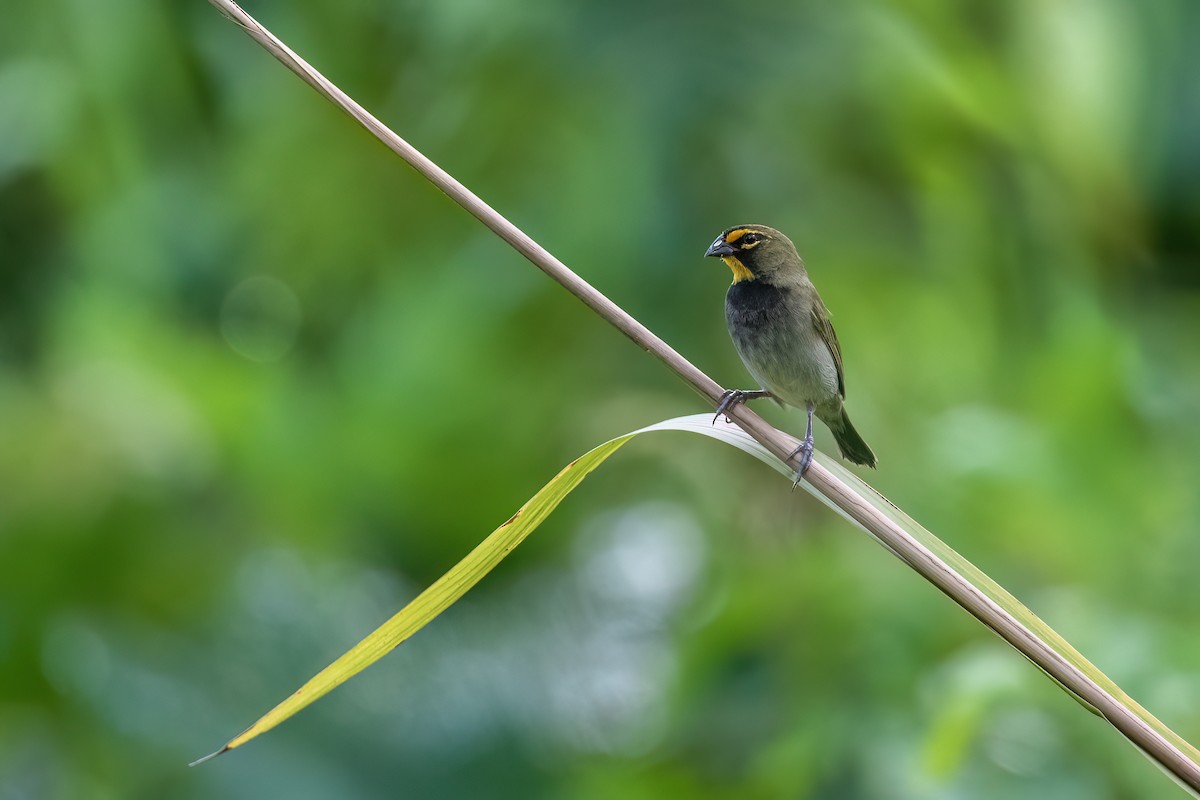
[204,1,1200,790]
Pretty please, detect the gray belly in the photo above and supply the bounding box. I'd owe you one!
[726,286,840,410]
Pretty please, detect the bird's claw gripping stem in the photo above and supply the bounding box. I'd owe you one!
[790,401,817,489]
[788,435,814,490]
[712,390,740,423]
[712,389,771,424]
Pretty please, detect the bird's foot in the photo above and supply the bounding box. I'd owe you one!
[788,435,815,490]
[712,389,771,424]
[713,390,741,423]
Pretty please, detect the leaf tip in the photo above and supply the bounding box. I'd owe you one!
[188,745,230,768]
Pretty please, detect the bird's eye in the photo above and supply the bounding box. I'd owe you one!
[741,233,760,245]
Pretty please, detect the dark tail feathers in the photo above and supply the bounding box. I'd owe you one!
[826,407,877,468]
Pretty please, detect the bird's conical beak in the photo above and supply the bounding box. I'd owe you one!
[705,236,736,258]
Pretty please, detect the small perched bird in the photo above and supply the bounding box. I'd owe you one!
[704,224,876,482]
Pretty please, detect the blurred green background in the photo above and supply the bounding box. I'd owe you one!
[3,0,1199,797]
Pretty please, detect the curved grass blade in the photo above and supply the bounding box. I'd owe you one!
[193,415,1200,798]
[195,417,726,762]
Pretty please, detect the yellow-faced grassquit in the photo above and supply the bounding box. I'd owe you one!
[704,224,877,482]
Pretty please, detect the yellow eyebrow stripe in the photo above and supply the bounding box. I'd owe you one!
[723,228,758,244]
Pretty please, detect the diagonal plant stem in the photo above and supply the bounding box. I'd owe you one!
[205,0,1200,790]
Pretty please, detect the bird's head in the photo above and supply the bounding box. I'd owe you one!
[704,224,803,284]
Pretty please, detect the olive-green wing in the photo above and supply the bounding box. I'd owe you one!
[811,301,845,398]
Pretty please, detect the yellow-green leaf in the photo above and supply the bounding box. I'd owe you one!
[193,415,1200,798]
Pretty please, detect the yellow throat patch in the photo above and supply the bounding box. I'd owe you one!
[721,255,755,284]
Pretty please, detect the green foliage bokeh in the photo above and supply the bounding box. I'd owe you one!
[1,1,1199,798]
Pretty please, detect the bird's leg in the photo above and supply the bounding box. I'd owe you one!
[788,402,816,489]
[713,389,773,424]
